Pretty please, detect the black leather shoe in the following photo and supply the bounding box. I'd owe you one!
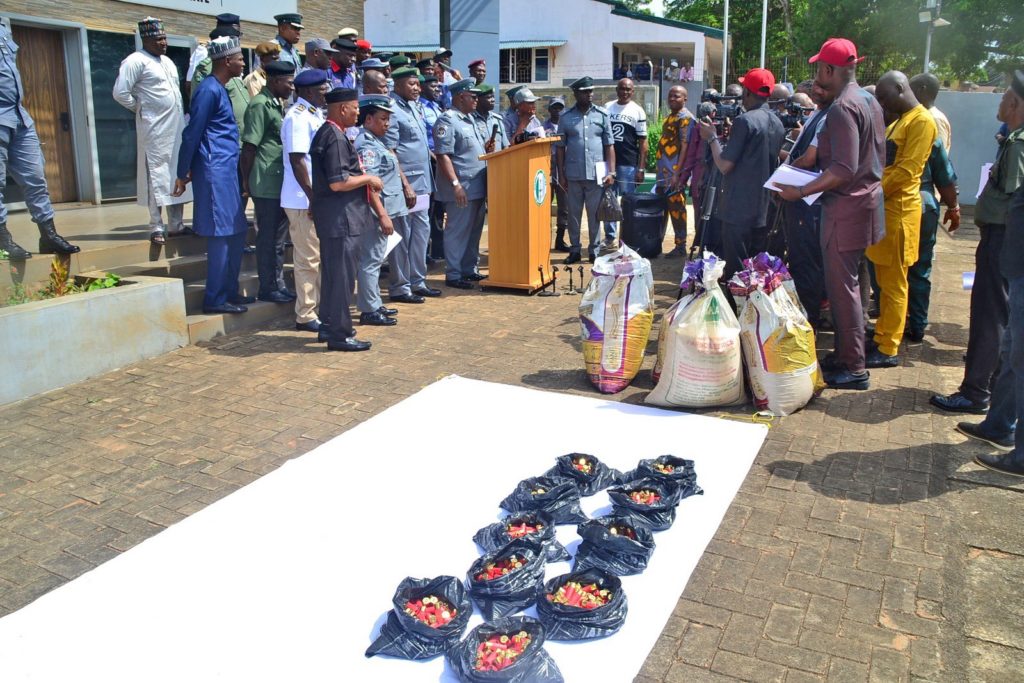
[564,252,582,265]
[278,287,297,299]
[243,245,256,254]
[865,347,899,368]
[258,290,293,303]
[930,392,989,415]
[203,303,247,314]
[359,311,397,326]
[974,453,1024,477]
[390,293,426,304]
[377,306,398,316]
[295,319,322,333]
[327,337,372,352]
[446,279,474,290]
[819,353,842,373]
[0,223,31,260]
[412,287,442,298]
[228,294,256,305]
[824,369,870,390]
[956,422,1014,451]
[905,328,925,343]
[554,241,570,253]
[37,219,80,254]
[464,272,486,281]
[588,252,597,263]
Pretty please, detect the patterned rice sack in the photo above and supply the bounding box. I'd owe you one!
[579,244,655,394]
[728,253,824,416]
[646,253,746,408]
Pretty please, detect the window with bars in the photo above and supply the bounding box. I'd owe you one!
[498,47,552,84]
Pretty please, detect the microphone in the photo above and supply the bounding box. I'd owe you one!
[489,123,499,143]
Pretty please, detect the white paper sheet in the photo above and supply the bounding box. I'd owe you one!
[384,230,403,258]
[764,164,823,205]
[411,193,431,214]
[977,162,993,198]
[595,160,609,184]
[0,377,767,683]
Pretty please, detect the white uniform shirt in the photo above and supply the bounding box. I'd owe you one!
[280,98,325,210]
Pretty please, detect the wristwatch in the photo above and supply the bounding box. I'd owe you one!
[452,179,461,187]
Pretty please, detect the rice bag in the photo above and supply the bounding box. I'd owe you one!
[473,510,571,563]
[729,252,824,415]
[646,252,746,408]
[579,243,655,394]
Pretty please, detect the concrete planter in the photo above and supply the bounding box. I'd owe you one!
[0,275,188,406]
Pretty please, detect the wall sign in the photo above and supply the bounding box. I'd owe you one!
[112,0,297,26]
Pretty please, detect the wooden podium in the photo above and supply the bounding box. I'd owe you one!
[479,137,557,293]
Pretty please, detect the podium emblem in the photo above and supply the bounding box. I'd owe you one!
[533,169,548,205]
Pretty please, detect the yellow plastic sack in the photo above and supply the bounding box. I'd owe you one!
[579,245,654,394]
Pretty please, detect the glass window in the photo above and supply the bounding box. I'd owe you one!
[87,30,138,200]
[513,48,531,83]
[499,49,511,83]
[534,48,549,83]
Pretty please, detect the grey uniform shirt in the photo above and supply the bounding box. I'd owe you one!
[385,93,433,195]
[718,103,785,226]
[473,110,510,151]
[0,23,31,128]
[502,111,546,143]
[434,109,487,203]
[556,103,614,182]
[275,37,302,73]
[355,128,407,219]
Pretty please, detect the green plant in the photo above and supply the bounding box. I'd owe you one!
[646,115,663,172]
[4,282,31,306]
[83,272,122,292]
[45,256,73,297]
[0,248,9,261]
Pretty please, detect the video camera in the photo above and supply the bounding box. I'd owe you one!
[774,97,811,130]
[699,89,742,137]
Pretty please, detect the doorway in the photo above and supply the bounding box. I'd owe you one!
[8,24,78,204]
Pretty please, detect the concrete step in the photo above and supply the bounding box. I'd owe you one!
[181,267,296,313]
[186,298,297,344]
[110,251,257,283]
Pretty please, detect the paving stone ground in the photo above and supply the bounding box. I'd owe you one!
[2,215,1023,681]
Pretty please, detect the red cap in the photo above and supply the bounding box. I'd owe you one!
[808,37,865,66]
[738,67,776,96]
[468,59,485,69]
[355,39,372,50]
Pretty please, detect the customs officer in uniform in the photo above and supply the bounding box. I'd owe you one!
[354,94,401,326]
[0,19,79,258]
[309,88,382,352]
[556,76,616,264]
[434,79,488,289]
[386,66,442,302]
[473,83,509,151]
[273,14,304,73]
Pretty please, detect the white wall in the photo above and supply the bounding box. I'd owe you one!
[363,0,439,49]
[936,91,1002,207]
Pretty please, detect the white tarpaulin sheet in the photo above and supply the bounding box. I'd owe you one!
[0,376,767,682]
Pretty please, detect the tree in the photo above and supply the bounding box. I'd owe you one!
[618,0,655,15]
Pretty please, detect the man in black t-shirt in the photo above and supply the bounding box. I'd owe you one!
[698,67,784,277]
[309,88,384,352]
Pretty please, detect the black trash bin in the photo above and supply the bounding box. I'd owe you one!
[620,192,668,258]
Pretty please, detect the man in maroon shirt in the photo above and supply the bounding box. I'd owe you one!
[778,38,886,390]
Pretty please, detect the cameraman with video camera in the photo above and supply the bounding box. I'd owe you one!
[698,68,785,276]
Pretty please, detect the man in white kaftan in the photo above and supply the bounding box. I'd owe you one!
[113,17,192,242]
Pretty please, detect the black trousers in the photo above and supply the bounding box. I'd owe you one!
[318,232,359,343]
[252,197,289,296]
[960,224,1009,402]
[429,198,445,259]
[720,220,763,279]
[782,201,825,325]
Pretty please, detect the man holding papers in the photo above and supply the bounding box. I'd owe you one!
[777,38,886,390]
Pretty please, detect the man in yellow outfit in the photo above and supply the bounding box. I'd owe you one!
[864,71,936,367]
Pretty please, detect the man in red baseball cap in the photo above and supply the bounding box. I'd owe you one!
[698,67,785,276]
[776,37,886,390]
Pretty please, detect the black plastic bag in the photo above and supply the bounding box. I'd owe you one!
[536,568,628,640]
[447,616,564,683]
[473,510,570,563]
[544,453,623,497]
[365,575,473,660]
[623,455,704,499]
[596,186,624,222]
[467,537,547,620]
[607,477,682,531]
[499,475,588,525]
[574,515,657,576]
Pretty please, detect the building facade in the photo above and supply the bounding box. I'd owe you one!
[2,0,362,207]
